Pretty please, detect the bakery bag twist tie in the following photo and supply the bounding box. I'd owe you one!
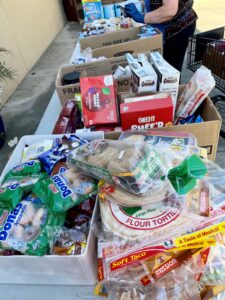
[162,155,207,195]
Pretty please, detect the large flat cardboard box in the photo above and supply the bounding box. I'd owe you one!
[56,57,132,104]
[108,86,222,161]
[74,26,163,60]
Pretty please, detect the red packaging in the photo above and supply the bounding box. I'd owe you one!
[52,116,74,134]
[80,75,118,127]
[60,100,76,117]
[120,95,174,130]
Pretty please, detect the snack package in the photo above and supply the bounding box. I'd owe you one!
[0,194,65,256]
[22,139,54,162]
[126,53,158,93]
[1,173,46,204]
[65,194,96,231]
[68,139,207,197]
[52,227,87,255]
[175,66,215,124]
[82,0,104,23]
[39,135,88,175]
[4,160,42,180]
[80,74,118,127]
[150,51,180,111]
[68,139,167,195]
[32,170,97,213]
[120,94,174,131]
[119,130,197,147]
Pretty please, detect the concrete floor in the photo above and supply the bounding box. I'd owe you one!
[0,20,225,173]
[0,23,81,172]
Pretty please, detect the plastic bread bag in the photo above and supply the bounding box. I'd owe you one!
[175,66,215,124]
[32,169,98,213]
[0,193,65,256]
[119,130,197,147]
[119,130,206,171]
[68,139,208,202]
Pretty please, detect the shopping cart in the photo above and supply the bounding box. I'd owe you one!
[187,27,225,137]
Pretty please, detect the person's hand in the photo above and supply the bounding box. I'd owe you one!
[124,3,145,24]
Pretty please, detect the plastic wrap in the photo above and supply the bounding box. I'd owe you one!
[175,66,215,124]
[68,139,208,202]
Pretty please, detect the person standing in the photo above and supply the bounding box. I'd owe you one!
[125,0,197,71]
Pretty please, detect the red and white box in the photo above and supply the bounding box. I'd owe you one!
[80,75,118,127]
[120,94,174,130]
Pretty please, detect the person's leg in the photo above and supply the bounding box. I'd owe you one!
[163,22,196,71]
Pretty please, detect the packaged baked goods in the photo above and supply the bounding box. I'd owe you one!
[0,193,65,256]
[1,173,46,206]
[175,66,215,124]
[22,139,54,162]
[32,170,97,213]
[52,227,87,255]
[68,139,208,200]
[4,160,42,180]
[119,130,197,147]
[68,139,168,195]
[39,135,88,175]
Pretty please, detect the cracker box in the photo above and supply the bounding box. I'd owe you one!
[150,52,180,110]
[82,0,104,23]
[120,94,173,130]
[80,74,118,127]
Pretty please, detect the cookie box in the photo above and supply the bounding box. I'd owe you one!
[0,131,103,285]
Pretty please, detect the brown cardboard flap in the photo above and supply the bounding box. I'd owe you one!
[80,27,141,50]
[92,34,162,58]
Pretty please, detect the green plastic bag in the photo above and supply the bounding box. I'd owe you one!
[0,193,65,256]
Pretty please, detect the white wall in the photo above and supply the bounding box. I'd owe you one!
[0,0,66,107]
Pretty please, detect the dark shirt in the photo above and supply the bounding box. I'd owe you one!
[147,0,197,38]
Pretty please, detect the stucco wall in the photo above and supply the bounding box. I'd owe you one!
[0,0,66,107]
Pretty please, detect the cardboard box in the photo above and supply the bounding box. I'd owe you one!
[76,26,162,59]
[80,74,118,127]
[120,94,173,130]
[150,52,180,111]
[116,86,222,160]
[56,58,132,104]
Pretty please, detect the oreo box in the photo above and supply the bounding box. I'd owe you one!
[80,74,118,127]
[120,94,173,130]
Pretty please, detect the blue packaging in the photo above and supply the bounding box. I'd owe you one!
[82,0,104,23]
[179,114,203,125]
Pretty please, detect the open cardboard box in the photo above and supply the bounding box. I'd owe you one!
[73,26,162,63]
[109,85,222,161]
[56,57,132,104]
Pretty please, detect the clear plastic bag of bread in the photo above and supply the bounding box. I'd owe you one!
[119,130,205,170]
[68,138,209,211]
[68,139,169,196]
